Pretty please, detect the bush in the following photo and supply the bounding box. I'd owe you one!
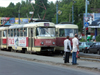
[79,38,86,42]
[96,35,100,42]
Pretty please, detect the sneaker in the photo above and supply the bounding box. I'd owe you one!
[72,63,79,65]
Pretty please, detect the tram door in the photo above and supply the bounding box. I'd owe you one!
[28,28,34,52]
[5,30,7,49]
[0,31,1,49]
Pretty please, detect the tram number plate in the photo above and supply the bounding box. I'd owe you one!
[46,40,51,43]
[44,23,49,26]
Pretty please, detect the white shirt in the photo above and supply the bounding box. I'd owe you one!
[64,39,71,52]
[92,35,95,40]
[72,37,79,52]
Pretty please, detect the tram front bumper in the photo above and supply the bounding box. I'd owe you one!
[41,47,55,52]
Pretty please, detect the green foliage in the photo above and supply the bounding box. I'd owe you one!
[79,38,86,42]
[0,0,100,30]
[96,35,100,42]
[8,2,15,8]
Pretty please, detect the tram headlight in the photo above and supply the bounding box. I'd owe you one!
[53,42,55,45]
[41,42,44,45]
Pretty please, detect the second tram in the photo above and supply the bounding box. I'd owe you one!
[55,23,78,53]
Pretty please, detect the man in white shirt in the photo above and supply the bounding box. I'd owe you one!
[64,36,71,63]
[72,34,79,65]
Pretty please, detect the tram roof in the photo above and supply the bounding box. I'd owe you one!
[9,24,24,29]
[23,22,55,27]
[8,22,55,29]
[55,24,78,28]
[0,26,8,30]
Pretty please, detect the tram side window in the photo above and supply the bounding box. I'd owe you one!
[31,28,33,37]
[0,31,1,37]
[11,29,13,37]
[3,30,7,37]
[14,29,17,36]
[8,30,10,37]
[59,29,65,37]
[24,28,27,36]
[36,28,39,36]
[20,28,23,37]
[17,29,19,37]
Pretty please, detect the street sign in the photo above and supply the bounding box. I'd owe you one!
[29,11,34,14]
[84,22,89,27]
[84,17,89,22]
[57,10,62,15]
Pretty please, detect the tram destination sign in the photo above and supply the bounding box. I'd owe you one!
[44,23,49,26]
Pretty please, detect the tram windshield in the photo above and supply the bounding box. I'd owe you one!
[59,29,78,37]
[36,27,55,37]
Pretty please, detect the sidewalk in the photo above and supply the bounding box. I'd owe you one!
[0,51,100,71]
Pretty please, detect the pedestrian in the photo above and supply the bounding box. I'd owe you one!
[64,36,71,63]
[93,39,96,43]
[72,34,79,65]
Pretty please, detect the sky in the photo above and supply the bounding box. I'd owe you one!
[0,0,56,7]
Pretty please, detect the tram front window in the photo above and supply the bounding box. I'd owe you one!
[36,27,55,37]
[74,29,78,35]
[59,29,74,37]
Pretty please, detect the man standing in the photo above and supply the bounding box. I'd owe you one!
[72,34,79,65]
[64,36,71,63]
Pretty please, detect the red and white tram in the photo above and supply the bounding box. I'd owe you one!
[1,20,56,54]
[55,23,78,53]
[0,26,9,50]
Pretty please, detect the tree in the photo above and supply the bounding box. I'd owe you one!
[8,2,15,8]
[1,0,100,32]
[45,2,56,21]
[96,34,100,42]
[34,0,48,19]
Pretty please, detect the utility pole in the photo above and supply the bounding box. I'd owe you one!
[18,6,20,24]
[56,0,58,24]
[72,0,76,24]
[85,0,88,18]
[72,1,74,24]
[85,0,88,40]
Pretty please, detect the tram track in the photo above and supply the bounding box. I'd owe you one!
[0,50,100,62]
[53,52,100,62]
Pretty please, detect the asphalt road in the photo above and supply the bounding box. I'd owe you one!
[0,55,99,75]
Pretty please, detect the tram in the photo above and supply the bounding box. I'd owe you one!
[0,26,9,50]
[55,22,78,53]
[1,20,56,54]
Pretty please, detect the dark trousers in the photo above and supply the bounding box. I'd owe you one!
[64,52,70,63]
[72,52,77,64]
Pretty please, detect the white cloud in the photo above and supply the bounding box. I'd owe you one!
[0,0,56,7]
[0,0,24,7]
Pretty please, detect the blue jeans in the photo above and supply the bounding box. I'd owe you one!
[72,52,77,64]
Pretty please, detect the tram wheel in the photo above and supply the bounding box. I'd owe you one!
[88,50,90,53]
[82,49,85,53]
[11,48,14,52]
[97,50,100,55]
[36,52,40,55]
[25,50,28,54]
